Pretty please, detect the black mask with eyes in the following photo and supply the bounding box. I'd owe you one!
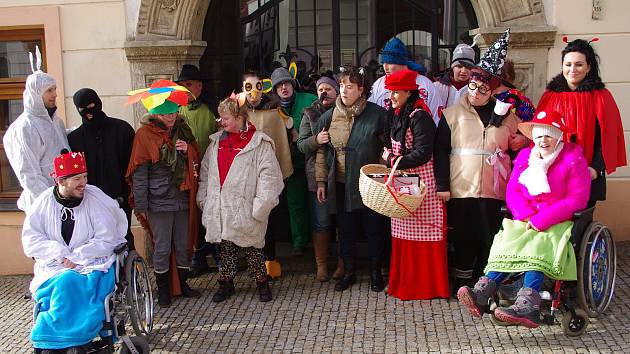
[73,88,106,124]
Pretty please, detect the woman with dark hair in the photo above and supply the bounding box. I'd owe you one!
[537,38,626,204]
[314,66,389,292]
[382,69,449,300]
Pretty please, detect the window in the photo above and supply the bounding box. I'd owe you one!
[0,26,46,199]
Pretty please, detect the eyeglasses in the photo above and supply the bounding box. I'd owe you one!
[244,81,263,92]
[468,81,489,95]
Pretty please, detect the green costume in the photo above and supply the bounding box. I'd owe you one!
[180,102,217,157]
[485,219,577,281]
[286,92,317,250]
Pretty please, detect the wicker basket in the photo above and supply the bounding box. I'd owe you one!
[359,157,426,218]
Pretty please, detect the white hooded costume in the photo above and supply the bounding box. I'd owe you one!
[3,51,69,212]
[22,185,128,294]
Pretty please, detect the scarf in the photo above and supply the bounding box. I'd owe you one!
[519,142,564,196]
[335,95,367,119]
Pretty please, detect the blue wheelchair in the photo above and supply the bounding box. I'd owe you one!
[33,242,154,353]
[488,207,616,336]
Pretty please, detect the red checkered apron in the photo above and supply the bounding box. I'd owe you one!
[388,128,445,241]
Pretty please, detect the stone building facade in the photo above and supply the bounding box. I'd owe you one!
[0,0,628,274]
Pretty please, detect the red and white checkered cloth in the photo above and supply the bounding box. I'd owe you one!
[389,128,445,242]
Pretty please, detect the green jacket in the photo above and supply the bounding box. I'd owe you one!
[180,102,217,157]
[314,101,386,212]
[289,92,317,170]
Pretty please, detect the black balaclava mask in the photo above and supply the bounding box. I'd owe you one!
[73,88,106,125]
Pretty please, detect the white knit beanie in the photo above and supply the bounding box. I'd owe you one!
[531,125,562,140]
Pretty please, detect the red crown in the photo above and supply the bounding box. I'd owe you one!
[51,151,87,179]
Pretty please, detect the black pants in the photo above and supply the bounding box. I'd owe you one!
[446,198,503,280]
[335,183,387,262]
[264,185,290,261]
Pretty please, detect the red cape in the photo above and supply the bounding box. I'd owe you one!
[537,88,626,174]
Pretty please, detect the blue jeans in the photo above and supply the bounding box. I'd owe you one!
[309,192,331,232]
[486,270,544,291]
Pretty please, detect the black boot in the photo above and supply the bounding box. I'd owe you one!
[335,256,356,292]
[212,279,235,303]
[369,258,385,292]
[257,280,273,302]
[177,268,201,298]
[154,271,171,307]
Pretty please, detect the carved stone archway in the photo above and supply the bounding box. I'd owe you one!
[124,0,556,123]
[124,0,211,124]
[468,0,556,101]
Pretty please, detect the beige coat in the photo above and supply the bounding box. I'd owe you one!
[442,93,519,199]
[197,131,284,249]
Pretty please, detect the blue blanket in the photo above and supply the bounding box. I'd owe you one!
[32,267,115,349]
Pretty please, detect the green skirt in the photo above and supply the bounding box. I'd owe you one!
[484,218,577,281]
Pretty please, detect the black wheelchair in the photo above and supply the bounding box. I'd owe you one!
[33,242,154,353]
[488,207,617,336]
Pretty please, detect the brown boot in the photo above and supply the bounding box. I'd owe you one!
[313,231,329,282]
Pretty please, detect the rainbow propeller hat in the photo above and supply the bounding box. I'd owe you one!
[127,79,191,114]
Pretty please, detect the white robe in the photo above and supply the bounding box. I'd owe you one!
[22,185,127,294]
[368,73,440,126]
[3,71,69,212]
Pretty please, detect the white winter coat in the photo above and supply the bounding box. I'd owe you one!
[197,131,283,249]
[3,71,69,211]
[22,185,128,293]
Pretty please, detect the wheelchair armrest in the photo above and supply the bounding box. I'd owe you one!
[114,242,128,254]
[572,207,595,220]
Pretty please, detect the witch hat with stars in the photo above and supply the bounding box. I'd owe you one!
[478,28,510,76]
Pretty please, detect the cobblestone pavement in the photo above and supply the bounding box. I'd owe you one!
[2,242,630,353]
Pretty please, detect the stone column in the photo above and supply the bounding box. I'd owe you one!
[124,39,206,126]
[470,25,556,103]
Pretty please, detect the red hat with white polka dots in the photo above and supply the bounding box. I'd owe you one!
[518,110,573,141]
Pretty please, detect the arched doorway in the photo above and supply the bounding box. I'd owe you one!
[198,0,478,98]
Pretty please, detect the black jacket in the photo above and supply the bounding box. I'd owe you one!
[384,99,436,170]
[68,113,135,208]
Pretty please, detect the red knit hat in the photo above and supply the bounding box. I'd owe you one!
[518,110,573,140]
[51,149,87,179]
[384,69,418,91]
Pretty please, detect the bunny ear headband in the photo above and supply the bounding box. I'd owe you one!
[562,36,599,44]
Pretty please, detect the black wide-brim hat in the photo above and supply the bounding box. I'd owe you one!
[176,64,205,82]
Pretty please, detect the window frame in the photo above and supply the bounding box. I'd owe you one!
[0,25,47,200]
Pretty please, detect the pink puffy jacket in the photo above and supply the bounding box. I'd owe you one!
[506,143,591,231]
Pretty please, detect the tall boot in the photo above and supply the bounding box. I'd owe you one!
[312,231,330,282]
[369,258,385,292]
[332,256,344,280]
[177,268,201,298]
[493,287,541,328]
[456,276,497,318]
[154,271,171,307]
[334,256,356,292]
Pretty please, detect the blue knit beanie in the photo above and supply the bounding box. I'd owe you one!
[380,37,427,75]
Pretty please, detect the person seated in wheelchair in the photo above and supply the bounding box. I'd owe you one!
[457,110,591,328]
[22,149,128,353]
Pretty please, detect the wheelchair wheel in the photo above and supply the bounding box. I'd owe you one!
[561,308,589,337]
[576,222,617,317]
[119,335,150,354]
[125,251,154,336]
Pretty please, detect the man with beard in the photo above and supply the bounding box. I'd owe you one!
[68,88,135,249]
[23,150,127,353]
[3,53,69,212]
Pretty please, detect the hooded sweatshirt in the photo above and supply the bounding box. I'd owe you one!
[3,71,69,211]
